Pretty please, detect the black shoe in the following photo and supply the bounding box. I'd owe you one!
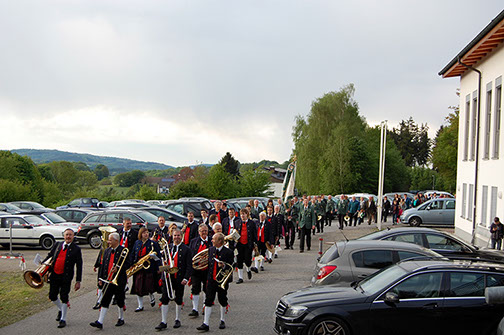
[197,323,209,332]
[247,271,252,280]
[135,307,144,312]
[58,321,66,328]
[115,319,125,327]
[307,248,310,251]
[174,320,181,328]
[219,321,226,329]
[155,322,167,330]
[56,311,62,321]
[236,278,244,284]
[189,309,199,317]
[268,258,272,264]
[93,303,101,310]
[112,298,117,305]
[300,250,304,253]
[90,321,103,329]
[150,297,156,307]
[274,254,278,259]
[251,267,258,273]
[260,266,264,271]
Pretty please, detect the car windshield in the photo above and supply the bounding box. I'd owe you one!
[356,231,386,241]
[137,212,159,222]
[359,265,408,295]
[43,213,66,223]
[23,215,49,226]
[29,202,45,209]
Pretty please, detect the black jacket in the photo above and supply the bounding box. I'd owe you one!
[256,220,274,245]
[221,216,237,236]
[131,239,161,273]
[207,246,234,284]
[189,236,212,257]
[182,221,199,245]
[169,243,193,283]
[209,208,228,223]
[273,213,285,237]
[235,218,257,248]
[98,245,131,287]
[152,225,170,242]
[45,241,83,283]
[116,227,139,262]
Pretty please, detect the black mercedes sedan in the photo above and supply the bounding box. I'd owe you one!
[275,259,504,335]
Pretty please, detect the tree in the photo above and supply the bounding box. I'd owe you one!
[409,167,444,191]
[432,110,458,193]
[135,185,158,200]
[94,164,110,180]
[73,161,91,172]
[219,152,240,178]
[238,166,272,197]
[203,164,237,199]
[169,180,207,199]
[390,117,431,167]
[114,170,146,187]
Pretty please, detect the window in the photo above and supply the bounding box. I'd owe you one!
[103,213,121,223]
[383,233,423,246]
[462,183,467,218]
[82,214,101,223]
[69,199,80,206]
[445,200,456,210]
[470,93,478,161]
[388,272,443,299]
[448,272,484,297]
[397,251,426,261]
[487,274,504,287]
[468,184,474,221]
[481,186,488,227]
[425,234,464,251]
[429,201,443,210]
[352,250,394,269]
[6,219,24,227]
[82,198,91,204]
[464,96,471,161]
[73,211,86,222]
[484,83,493,159]
[494,79,502,159]
[56,211,72,221]
[168,204,184,215]
[491,187,498,222]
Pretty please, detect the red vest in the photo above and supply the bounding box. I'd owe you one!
[107,251,115,277]
[197,240,207,253]
[239,222,248,244]
[258,224,265,243]
[53,245,67,275]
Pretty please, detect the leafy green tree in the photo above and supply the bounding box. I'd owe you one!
[134,185,158,200]
[203,164,237,199]
[0,151,45,201]
[94,164,110,180]
[238,166,272,197]
[114,170,146,187]
[409,167,444,191]
[432,110,458,193]
[390,117,431,167]
[0,179,36,202]
[73,161,91,172]
[219,152,240,178]
[168,180,207,199]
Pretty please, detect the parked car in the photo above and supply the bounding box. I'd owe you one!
[400,198,456,226]
[9,201,53,212]
[357,227,504,261]
[108,200,151,208]
[275,259,504,335]
[423,190,455,198]
[0,203,22,214]
[56,197,102,209]
[165,199,213,220]
[140,207,186,225]
[383,192,415,200]
[32,212,80,228]
[0,215,70,250]
[54,208,100,223]
[77,209,160,248]
[312,240,442,286]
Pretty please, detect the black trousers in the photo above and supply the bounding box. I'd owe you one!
[204,280,228,307]
[160,275,185,305]
[236,243,252,269]
[257,241,267,257]
[100,281,126,308]
[338,214,345,229]
[285,222,295,248]
[382,210,388,222]
[317,215,324,233]
[191,270,208,295]
[325,212,332,226]
[49,274,71,304]
[299,227,312,251]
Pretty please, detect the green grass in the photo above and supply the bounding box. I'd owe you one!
[0,272,53,328]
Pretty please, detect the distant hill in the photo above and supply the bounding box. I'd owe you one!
[11,149,174,174]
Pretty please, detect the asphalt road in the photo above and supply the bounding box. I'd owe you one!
[1,220,453,334]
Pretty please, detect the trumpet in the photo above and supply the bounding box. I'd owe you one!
[126,250,158,278]
[192,249,209,271]
[214,258,233,290]
[24,257,53,289]
[97,248,129,307]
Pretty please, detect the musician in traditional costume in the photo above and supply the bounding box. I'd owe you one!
[188,224,211,318]
[254,212,274,271]
[235,208,257,283]
[221,207,237,250]
[152,216,170,242]
[182,211,199,246]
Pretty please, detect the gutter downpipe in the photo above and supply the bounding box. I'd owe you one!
[458,57,481,245]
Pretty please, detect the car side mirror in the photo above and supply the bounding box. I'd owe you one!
[24,225,34,229]
[384,292,399,304]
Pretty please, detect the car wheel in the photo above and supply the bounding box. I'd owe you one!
[409,217,422,227]
[88,232,102,249]
[40,236,55,250]
[308,316,350,335]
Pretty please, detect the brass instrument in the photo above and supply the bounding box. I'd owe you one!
[192,249,209,271]
[159,237,177,300]
[358,211,365,219]
[265,241,276,254]
[181,222,187,242]
[344,215,351,222]
[253,243,260,257]
[317,215,322,221]
[24,257,53,289]
[97,248,129,307]
[213,258,233,290]
[152,230,158,241]
[98,226,117,259]
[126,250,158,278]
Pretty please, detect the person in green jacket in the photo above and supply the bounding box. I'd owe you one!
[325,195,335,227]
[337,195,349,230]
[298,198,316,253]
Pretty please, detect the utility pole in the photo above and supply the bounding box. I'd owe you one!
[377,121,387,230]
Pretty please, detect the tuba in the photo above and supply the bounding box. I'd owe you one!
[344,215,351,222]
[98,226,117,258]
[214,258,233,290]
[24,257,53,289]
[192,249,209,271]
[126,250,158,278]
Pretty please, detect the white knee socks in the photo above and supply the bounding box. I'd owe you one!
[204,306,212,326]
[137,295,144,309]
[118,306,124,320]
[220,306,226,322]
[161,304,169,324]
[192,294,200,311]
[61,303,68,321]
[238,269,243,279]
[96,289,103,303]
[98,307,108,324]
[53,298,62,310]
[254,258,259,268]
[175,304,181,321]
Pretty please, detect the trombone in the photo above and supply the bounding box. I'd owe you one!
[159,237,178,300]
[97,248,129,307]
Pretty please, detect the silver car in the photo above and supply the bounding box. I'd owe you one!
[311,240,442,286]
[401,198,456,226]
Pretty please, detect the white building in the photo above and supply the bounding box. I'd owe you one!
[439,9,504,246]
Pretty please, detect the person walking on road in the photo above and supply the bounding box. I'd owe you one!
[490,217,504,250]
[298,198,316,253]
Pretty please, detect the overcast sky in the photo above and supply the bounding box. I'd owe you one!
[0,1,502,166]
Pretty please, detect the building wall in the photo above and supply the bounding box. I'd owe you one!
[268,182,283,198]
[455,43,504,246]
